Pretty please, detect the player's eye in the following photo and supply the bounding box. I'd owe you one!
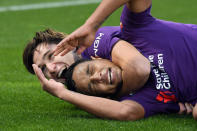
[87,64,90,75]
[90,66,94,75]
[87,65,94,75]
[41,65,46,73]
[48,53,53,60]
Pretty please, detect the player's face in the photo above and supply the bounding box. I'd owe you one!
[72,59,122,96]
[33,43,78,82]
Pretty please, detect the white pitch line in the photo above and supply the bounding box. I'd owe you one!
[0,0,101,12]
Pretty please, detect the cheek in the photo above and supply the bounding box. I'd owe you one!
[33,54,41,65]
[96,84,116,94]
[95,84,109,92]
[76,86,88,94]
[74,80,88,93]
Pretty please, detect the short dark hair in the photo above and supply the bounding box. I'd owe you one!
[23,29,67,74]
[65,59,90,92]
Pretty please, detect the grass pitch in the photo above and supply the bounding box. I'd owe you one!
[0,0,197,130]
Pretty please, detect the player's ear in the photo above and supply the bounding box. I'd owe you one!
[91,56,102,60]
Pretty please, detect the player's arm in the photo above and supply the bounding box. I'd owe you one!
[178,102,193,115]
[85,0,128,31]
[193,103,197,120]
[111,40,150,97]
[32,64,145,121]
[85,0,152,30]
[59,90,145,121]
[54,0,152,55]
[126,0,152,13]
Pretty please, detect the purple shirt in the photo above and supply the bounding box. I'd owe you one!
[82,5,197,117]
[82,26,120,61]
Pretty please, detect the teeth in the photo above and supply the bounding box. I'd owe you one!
[108,70,110,84]
[58,67,65,78]
[108,68,112,84]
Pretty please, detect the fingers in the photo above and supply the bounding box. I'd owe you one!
[76,46,86,55]
[193,104,197,120]
[178,102,193,115]
[60,45,75,56]
[32,64,48,85]
[178,102,186,115]
[53,46,64,56]
[54,42,85,56]
[56,36,72,49]
[54,44,74,56]
[185,103,193,114]
[33,64,66,98]
[54,42,69,56]
[54,35,79,56]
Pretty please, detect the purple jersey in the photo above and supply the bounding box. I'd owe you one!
[120,72,180,117]
[82,5,197,117]
[82,26,120,61]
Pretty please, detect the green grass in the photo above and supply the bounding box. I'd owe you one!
[0,0,79,6]
[0,0,197,130]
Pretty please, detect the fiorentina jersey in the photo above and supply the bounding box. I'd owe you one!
[81,26,121,61]
[82,5,197,117]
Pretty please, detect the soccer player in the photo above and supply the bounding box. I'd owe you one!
[32,57,197,121]
[23,0,196,118]
[53,0,197,120]
[23,0,153,97]
[23,28,149,97]
[53,0,197,118]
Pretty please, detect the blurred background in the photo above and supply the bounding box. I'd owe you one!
[0,0,197,130]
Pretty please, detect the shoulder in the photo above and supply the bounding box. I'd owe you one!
[93,26,121,47]
[96,26,120,36]
[82,26,121,59]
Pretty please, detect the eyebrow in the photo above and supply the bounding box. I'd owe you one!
[42,50,51,60]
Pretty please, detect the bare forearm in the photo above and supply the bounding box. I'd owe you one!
[85,0,129,29]
[58,89,142,121]
[85,0,151,29]
[111,40,150,97]
[127,0,152,13]
[32,64,144,121]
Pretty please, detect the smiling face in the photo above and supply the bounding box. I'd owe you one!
[72,59,122,96]
[33,43,79,82]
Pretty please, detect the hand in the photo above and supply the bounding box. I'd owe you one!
[32,64,66,98]
[54,23,97,56]
[193,103,197,120]
[178,102,193,115]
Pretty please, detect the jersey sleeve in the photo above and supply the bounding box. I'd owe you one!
[120,5,155,29]
[120,86,180,118]
[81,26,121,60]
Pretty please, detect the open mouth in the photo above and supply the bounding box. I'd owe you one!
[58,67,67,79]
